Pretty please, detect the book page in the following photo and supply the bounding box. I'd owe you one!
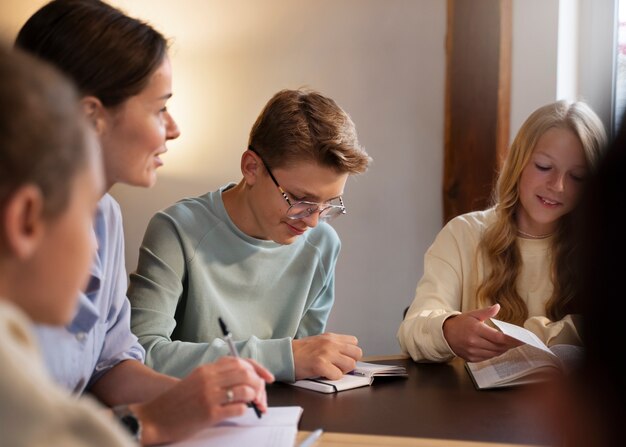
[490,318,554,355]
[351,361,408,378]
[467,344,561,389]
[550,344,584,372]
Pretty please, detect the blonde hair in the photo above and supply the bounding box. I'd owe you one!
[477,100,607,324]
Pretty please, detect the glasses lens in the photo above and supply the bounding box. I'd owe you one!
[286,202,317,219]
[286,199,346,221]
[319,206,345,221]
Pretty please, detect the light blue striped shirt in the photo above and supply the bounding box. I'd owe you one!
[35,194,144,394]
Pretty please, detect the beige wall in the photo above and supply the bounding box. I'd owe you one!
[1,0,446,356]
[0,0,613,356]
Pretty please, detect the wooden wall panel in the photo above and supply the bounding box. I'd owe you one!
[443,0,511,223]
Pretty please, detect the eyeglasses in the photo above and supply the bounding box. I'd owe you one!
[248,145,346,222]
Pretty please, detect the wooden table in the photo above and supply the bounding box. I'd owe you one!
[268,355,554,447]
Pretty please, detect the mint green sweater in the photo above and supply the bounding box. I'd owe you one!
[128,184,340,381]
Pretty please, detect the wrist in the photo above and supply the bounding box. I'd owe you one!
[112,404,142,444]
[127,403,161,446]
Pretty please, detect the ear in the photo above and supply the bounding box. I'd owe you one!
[81,96,107,136]
[241,149,261,186]
[2,185,46,260]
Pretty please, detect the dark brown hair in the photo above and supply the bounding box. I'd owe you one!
[15,0,167,107]
[0,45,89,219]
[248,88,371,174]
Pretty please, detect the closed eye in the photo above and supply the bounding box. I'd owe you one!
[534,163,550,171]
[570,173,585,182]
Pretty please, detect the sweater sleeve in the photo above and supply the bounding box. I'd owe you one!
[128,211,296,381]
[294,273,335,338]
[397,223,466,362]
[295,231,340,339]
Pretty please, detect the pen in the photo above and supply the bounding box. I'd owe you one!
[218,316,262,419]
[299,428,323,447]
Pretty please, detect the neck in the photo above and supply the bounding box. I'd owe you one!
[517,228,555,239]
[222,180,260,238]
[0,263,23,310]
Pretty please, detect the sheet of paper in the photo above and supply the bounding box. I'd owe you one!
[167,426,297,447]
[216,406,303,427]
[166,406,302,447]
[490,318,553,355]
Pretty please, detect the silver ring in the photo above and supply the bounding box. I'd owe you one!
[226,388,234,403]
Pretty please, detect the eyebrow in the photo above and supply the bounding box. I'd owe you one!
[157,93,173,101]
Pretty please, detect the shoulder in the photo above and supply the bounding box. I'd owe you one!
[432,208,495,251]
[141,191,222,258]
[96,193,123,232]
[148,191,215,234]
[444,208,495,234]
[297,223,341,270]
[302,223,341,252]
[0,301,39,360]
[98,193,122,219]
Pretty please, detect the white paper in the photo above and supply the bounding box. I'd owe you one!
[166,406,302,447]
[490,318,554,355]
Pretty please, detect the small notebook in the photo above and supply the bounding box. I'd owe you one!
[288,361,408,393]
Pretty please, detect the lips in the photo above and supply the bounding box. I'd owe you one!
[285,221,306,236]
[154,148,167,166]
[538,195,561,207]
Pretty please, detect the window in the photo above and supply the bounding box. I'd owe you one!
[615,1,626,131]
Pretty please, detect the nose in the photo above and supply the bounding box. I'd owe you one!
[165,112,181,141]
[300,209,321,228]
[549,171,566,192]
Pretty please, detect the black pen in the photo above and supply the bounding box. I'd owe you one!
[218,317,262,419]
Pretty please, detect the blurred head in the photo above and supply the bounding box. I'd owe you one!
[571,116,626,447]
[241,88,371,244]
[495,100,606,234]
[0,45,103,325]
[16,0,180,189]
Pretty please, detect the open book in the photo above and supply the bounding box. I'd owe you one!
[288,361,407,393]
[465,318,583,390]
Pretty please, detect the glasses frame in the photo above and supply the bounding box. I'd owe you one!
[247,145,346,222]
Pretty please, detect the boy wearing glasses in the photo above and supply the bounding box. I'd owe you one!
[128,88,371,382]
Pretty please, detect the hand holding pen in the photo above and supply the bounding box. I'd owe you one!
[218,316,266,418]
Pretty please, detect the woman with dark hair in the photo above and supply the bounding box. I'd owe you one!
[16,1,272,445]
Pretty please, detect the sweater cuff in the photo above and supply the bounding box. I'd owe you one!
[253,337,295,382]
[427,311,460,361]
